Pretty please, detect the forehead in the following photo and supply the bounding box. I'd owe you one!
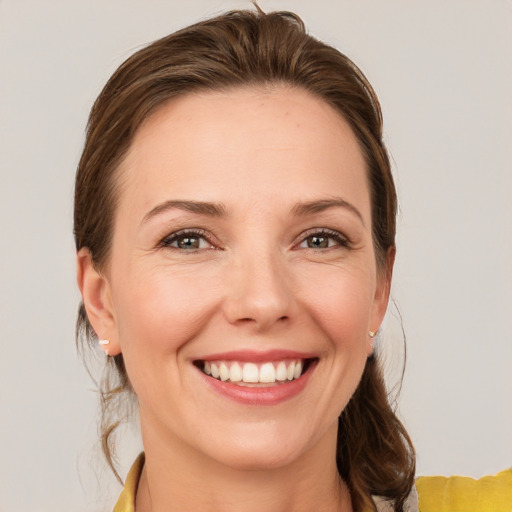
[117,86,370,218]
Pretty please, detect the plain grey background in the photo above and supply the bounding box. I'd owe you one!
[1,1,511,510]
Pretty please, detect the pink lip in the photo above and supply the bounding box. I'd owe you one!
[197,349,317,363]
[195,358,318,406]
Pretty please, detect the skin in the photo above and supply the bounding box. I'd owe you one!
[78,86,393,512]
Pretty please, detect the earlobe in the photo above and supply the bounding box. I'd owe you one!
[76,248,121,356]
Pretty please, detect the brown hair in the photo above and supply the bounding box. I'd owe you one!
[74,8,414,511]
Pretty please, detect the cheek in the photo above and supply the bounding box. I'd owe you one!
[299,264,375,347]
[111,264,222,354]
[294,265,375,425]
[109,264,225,410]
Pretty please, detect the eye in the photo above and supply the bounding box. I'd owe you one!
[298,229,350,250]
[160,229,214,251]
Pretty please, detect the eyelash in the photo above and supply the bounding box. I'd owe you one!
[159,228,215,251]
[297,228,352,251]
[158,227,351,252]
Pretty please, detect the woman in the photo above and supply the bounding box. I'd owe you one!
[74,8,511,512]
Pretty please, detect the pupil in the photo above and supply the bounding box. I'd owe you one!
[179,236,199,249]
[309,236,328,248]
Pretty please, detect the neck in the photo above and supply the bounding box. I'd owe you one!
[135,419,352,512]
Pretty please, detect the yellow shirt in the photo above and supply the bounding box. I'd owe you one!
[113,454,512,512]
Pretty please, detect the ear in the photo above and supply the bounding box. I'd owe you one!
[368,246,395,356]
[76,248,122,356]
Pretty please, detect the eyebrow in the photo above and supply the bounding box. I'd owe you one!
[141,200,227,224]
[291,198,365,226]
[141,197,364,226]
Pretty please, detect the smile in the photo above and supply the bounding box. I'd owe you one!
[200,359,308,385]
[194,351,318,405]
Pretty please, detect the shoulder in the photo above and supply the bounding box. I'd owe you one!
[114,457,512,512]
[416,469,512,512]
[372,469,512,512]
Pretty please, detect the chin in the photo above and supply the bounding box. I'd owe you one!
[213,445,302,472]
[197,420,331,473]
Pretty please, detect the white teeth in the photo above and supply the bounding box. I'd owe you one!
[242,363,259,383]
[286,361,295,381]
[219,362,229,381]
[259,362,276,383]
[294,360,302,379]
[276,361,287,381]
[229,362,242,382]
[202,359,307,384]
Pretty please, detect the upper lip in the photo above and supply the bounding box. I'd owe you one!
[195,349,318,363]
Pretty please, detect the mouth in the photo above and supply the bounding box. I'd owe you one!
[194,358,316,386]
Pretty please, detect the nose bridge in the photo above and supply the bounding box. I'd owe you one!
[224,241,293,329]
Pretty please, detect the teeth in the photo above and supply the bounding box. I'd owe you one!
[286,361,295,381]
[242,363,259,383]
[294,360,302,379]
[219,363,229,381]
[276,361,287,381]
[259,362,276,383]
[229,362,242,382]
[202,359,306,384]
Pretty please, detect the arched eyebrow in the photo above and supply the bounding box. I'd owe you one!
[141,200,227,224]
[141,197,364,226]
[291,198,365,226]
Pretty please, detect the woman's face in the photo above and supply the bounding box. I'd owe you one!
[87,86,391,470]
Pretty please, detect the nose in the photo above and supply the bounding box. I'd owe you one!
[222,250,295,331]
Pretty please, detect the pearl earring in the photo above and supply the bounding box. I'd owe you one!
[99,339,110,356]
[368,330,377,352]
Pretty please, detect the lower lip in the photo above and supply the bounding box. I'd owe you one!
[198,362,316,406]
